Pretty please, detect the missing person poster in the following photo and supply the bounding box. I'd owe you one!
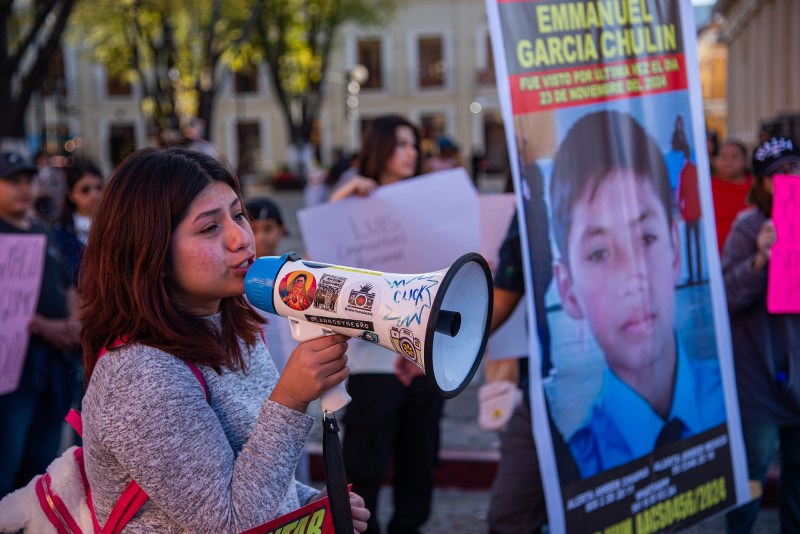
[485,1,750,532]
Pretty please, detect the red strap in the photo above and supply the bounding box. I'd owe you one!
[184,361,209,400]
[87,336,213,532]
[74,448,102,533]
[35,475,78,534]
[103,481,148,534]
[66,409,83,437]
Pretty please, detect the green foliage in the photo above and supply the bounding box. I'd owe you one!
[71,0,254,132]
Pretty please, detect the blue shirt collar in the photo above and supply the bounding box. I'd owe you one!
[596,336,696,459]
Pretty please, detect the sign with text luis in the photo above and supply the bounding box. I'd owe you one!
[297,168,480,273]
[486,0,749,532]
[0,234,46,395]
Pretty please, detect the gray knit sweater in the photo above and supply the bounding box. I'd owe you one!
[82,322,318,533]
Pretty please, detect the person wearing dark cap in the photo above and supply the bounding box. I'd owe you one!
[243,195,310,484]
[722,136,800,533]
[424,136,463,173]
[0,152,81,497]
[245,196,288,259]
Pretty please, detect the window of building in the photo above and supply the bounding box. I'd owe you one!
[106,74,133,96]
[234,65,259,94]
[418,36,445,88]
[477,32,496,85]
[109,124,136,167]
[237,121,261,176]
[41,48,67,99]
[357,38,383,90]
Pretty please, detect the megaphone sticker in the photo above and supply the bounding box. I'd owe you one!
[343,281,381,317]
[279,270,317,311]
[312,274,347,313]
[390,326,423,368]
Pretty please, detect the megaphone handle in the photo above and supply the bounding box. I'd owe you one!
[287,318,353,413]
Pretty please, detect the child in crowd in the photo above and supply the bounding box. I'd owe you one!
[79,147,368,531]
[549,110,726,479]
[0,152,80,497]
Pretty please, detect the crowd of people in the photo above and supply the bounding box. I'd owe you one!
[0,111,798,533]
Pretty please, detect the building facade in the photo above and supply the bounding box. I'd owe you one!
[28,0,509,180]
[716,0,800,145]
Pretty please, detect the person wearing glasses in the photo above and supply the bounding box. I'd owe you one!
[52,159,104,286]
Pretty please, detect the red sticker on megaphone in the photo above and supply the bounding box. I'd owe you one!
[278,270,317,311]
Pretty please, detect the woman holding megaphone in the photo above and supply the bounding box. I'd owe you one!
[78,147,369,532]
[330,115,444,534]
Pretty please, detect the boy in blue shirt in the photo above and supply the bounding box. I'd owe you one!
[549,110,726,479]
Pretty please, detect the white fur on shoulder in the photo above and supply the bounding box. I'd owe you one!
[0,445,95,533]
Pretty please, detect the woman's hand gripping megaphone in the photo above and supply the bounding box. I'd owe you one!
[284,321,353,413]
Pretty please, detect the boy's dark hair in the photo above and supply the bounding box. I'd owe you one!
[550,110,673,264]
[720,138,748,160]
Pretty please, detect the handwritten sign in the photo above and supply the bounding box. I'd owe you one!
[768,174,800,313]
[298,168,480,273]
[0,234,46,395]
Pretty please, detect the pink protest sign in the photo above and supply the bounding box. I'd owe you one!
[0,234,46,395]
[768,175,800,313]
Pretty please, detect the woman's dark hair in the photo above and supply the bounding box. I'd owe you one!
[358,115,421,182]
[56,158,103,229]
[80,146,265,383]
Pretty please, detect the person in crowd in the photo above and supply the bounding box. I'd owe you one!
[244,195,310,483]
[485,160,554,533]
[707,129,720,176]
[0,152,81,498]
[723,136,800,534]
[52,159,104,285]
[550,110,725,479]
[79,146,368,531]
[423,136,462,174]
[676,142,703,284]
[712,139,754,252]
[246,196,288,261]
[330,114,441,534]
[31,150,66,224]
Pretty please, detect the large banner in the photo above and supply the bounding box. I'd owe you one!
[485,1,750,532]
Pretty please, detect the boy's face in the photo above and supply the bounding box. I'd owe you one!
[554,169,680,376]
[0,172,34,220]
[250,218,286,257]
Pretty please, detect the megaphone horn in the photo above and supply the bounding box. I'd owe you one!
[245,252,493,412]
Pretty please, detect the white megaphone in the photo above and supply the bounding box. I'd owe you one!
[244,252,493,413]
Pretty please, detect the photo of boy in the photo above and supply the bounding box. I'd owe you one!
[549,110,727,480]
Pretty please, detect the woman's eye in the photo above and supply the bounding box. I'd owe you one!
[642,233,657,246]
[234,211,246,221]
[201,224,218,234]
